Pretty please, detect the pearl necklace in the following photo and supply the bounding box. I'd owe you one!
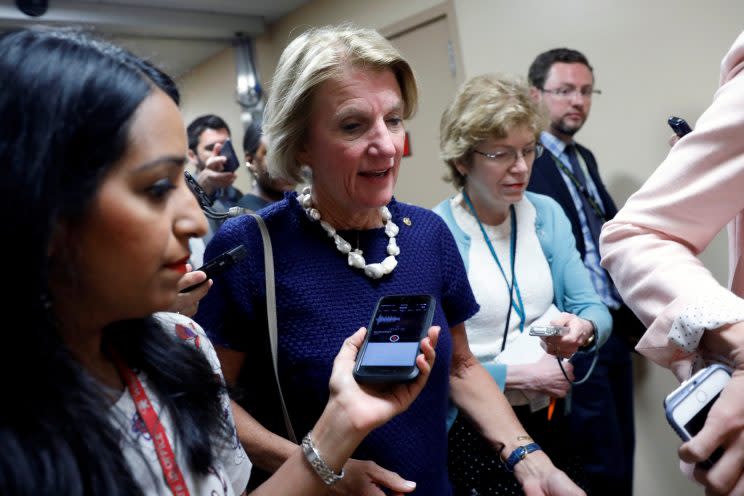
[297,186,400,279]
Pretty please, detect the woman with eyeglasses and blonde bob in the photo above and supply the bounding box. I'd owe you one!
[434,74,612,495]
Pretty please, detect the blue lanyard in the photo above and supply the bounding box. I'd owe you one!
[462,192,526,346]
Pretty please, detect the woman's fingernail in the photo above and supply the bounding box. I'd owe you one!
[404,481,416,489]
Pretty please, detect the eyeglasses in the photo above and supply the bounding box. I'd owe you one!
[540,87,601,99]
[472,143,544,167]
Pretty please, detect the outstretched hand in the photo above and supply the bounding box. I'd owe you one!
[327,326,439,434]
[679,370,744,495]
[678,323,744,494]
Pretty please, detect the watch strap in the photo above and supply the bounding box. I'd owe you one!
[503,442,542,472]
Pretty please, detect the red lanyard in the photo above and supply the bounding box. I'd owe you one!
[111,352,191,496]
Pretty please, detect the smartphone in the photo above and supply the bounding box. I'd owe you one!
[353,294,436,383]
[179,244,248,293]
[668,116,693,138]
[664,364,732,468]
[219,138,241,173]
[528,325,569,337]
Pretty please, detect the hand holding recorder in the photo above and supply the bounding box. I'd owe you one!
[530,313,597,359]
[170,265,210,316]
[180,245,247,293]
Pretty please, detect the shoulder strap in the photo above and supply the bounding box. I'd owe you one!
[248,213,297,443]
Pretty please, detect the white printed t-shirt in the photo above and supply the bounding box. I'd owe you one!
[108,312,252,495]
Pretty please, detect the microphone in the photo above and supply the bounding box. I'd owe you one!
[184,170,254,220]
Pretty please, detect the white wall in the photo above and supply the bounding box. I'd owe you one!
[253,0,443,82]
[178,2,744,494]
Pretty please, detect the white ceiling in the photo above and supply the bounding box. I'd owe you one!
[1,0,310,77]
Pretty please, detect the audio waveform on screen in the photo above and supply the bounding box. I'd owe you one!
[376,314,401,324]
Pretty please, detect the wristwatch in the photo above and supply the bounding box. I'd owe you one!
[503,442,542,472]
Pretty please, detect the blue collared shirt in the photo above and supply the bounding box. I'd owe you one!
[539,131,621,309]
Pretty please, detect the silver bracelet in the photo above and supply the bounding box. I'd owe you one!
[301,432,345,485]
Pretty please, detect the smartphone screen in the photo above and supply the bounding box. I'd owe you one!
[354,295,435,383]
[683,391,720,437]
[679,389,725,467]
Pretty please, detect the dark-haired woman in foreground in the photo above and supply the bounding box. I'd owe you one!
[0,27,436,495]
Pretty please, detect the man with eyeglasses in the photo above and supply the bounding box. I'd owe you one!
[526,48,641,496]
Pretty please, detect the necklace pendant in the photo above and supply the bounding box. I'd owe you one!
[348,249,366,268]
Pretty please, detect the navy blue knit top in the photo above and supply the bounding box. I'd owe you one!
[195,193,478,495]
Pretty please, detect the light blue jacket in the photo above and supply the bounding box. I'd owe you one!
[433,191,612,391]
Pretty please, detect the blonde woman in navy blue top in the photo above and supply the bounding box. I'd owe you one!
[196,24,585,496]
[0,27,438,496]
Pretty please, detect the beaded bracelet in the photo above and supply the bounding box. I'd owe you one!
[301,432,345,485]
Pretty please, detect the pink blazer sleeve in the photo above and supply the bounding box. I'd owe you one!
[600,30,744,380]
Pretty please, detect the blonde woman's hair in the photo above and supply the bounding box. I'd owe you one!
[263,24,418,182]
[439,73,547,189]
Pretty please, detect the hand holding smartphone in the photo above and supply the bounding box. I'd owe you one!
[180,245,248,293]
[664,363,731,468]
[353,294,436,383]
[219,139,241,173]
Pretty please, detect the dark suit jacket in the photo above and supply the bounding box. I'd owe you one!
[528,142,617,258]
